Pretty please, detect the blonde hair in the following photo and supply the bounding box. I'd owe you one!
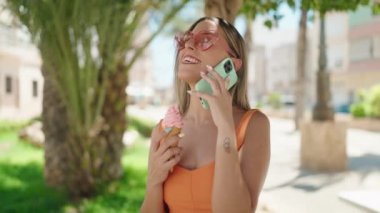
[174,17,250,115]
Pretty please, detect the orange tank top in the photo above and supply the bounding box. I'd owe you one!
[160,109,258,212]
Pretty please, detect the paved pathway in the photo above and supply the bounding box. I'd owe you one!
[259,117,380,213]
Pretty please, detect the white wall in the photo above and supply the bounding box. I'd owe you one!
[18,63,43,119]
[0,49,42,120]
[0,58,19,118]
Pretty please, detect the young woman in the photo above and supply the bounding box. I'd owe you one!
[141,17,270,213]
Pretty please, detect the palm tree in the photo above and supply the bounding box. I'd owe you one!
[204,0,243,23]
[294,7,308,129]
[311,0,369,121]
[6,0,189,198]
[312,10,334,121]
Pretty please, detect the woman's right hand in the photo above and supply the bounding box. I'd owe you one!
[147,124,183,187]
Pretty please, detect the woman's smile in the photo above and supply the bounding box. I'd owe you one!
[181,54,201,64]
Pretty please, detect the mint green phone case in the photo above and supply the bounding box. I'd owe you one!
[195,58,238,110]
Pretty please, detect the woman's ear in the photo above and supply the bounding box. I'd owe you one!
[232,58,242,71]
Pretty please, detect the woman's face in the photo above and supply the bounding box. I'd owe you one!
[177,20,231,85]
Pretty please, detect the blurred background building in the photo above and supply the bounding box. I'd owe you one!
[0,8,43,120]
[332,6,380,111]
[248,5,380,113]
[248,45,267,103]
[126,15,155,107]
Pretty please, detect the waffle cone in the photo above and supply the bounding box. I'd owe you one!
[163,127,181,147]
[167,127,181,136]
[160,126,182,173]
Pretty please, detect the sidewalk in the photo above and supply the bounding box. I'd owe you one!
[258,117,380,213]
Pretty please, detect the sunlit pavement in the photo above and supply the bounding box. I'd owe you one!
[259,117,380,213]
[128,105,380,213]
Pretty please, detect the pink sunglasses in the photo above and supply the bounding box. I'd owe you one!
[174,30,237,58]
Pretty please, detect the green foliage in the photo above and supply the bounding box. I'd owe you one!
[0,117,40,133]
[241,0,370,29]
[0,130,69,212]
[5,0,188,196]
[0,128,150,212]
[350,103,367,118]
[373,1,380,14]
[255,100,264,109]
[264,19,273,29]
[5,0,189,137]
[0,162,69,212]
[128,115,156,138]
[0,120,29,133]
[241,0,285,28]
[367,85,380,118]
[242,0,282,17]
[299,0,370,15]
[350,85,380,118]
[78,143,149,212]
[268,92,282,109]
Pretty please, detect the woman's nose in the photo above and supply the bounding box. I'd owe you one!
[184,38,195,50]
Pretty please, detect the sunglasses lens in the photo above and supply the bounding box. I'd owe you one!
[194,33,217,50]
[174,32,218,51]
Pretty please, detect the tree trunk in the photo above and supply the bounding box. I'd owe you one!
[41,53,127,198]
[312,13,334,121]
[63,63,127,198]
[95,63,127,182]
[294,9,308,130]
[204,0,243,23]
[42,62,70,187]
[244,13,253,52]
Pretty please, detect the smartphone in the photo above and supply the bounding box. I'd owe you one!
[195,57,238,109]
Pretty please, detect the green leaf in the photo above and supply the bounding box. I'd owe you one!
[287,0,296,8]
[373,1,380,15]
[264,19,273,29]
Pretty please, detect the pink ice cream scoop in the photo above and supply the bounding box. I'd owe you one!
[161,105,184,143]
[162,105,184,133]
[161,106,184,172]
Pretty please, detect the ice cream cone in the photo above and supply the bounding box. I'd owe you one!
[161,106,184,173]
[162,127,182,147]
[161,127,182,173]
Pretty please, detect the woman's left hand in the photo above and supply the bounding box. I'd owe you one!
[189,65,234,129]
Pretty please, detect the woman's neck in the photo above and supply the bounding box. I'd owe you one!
[183,95,214,125]
[183,95,240,123]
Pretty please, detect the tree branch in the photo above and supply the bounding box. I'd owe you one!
[125,0,190,73]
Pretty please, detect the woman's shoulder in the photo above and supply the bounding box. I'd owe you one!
[237,108,268,122]
[249,109,269,127]
[237,109,270,152]
[237,108,269,132]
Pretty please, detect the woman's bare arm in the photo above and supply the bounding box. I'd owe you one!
[140,183,166,213]
[212,111,270,212]
[240,111,270,210]
[140,125,183,213]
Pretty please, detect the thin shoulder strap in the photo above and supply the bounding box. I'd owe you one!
[236,109,258,150]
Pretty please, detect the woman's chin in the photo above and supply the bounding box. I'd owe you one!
[177,70,201,85]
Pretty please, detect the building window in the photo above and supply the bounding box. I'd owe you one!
[32,80,38,97]
[5,76,12,94]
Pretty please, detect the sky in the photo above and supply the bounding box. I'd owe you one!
[149,2,301,89]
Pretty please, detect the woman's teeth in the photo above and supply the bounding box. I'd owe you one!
[182,56,200,64]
